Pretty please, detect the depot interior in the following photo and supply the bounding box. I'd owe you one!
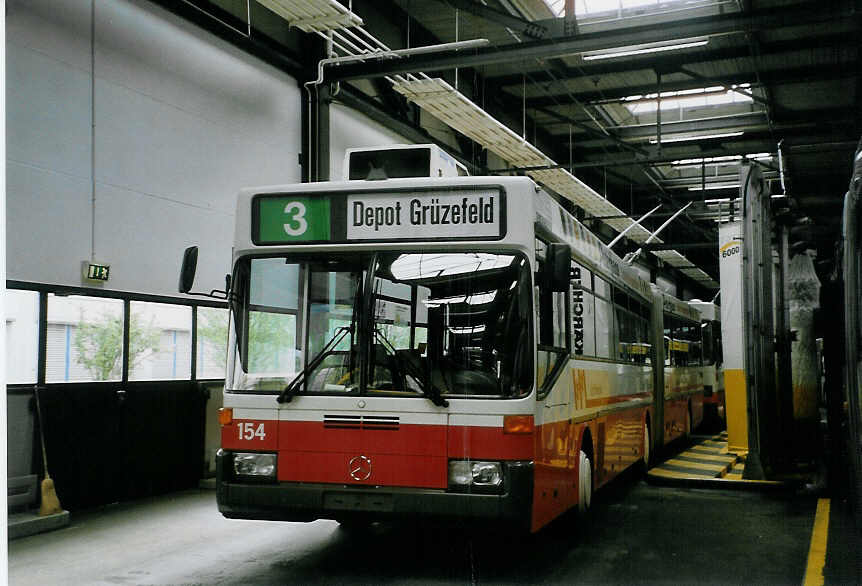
[5,0,862,545]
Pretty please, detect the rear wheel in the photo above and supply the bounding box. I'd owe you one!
[578,450,592,515]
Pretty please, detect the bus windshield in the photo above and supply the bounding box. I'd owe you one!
[228,250,533,399]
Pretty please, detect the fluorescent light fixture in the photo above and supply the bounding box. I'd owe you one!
[583,39,708,61]
[687,182,740,191]
[704,198,732,204]
[423,291,498,307]
[672,155,743,167]
[391,253,515,281]
[649,131,743,144]
[671,152,773,167]
[448,325,487,335]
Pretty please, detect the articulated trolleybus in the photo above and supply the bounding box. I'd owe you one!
[182,146,699,532]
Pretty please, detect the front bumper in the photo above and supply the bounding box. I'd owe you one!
[216,451,533,527]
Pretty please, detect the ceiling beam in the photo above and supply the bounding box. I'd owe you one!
[609,112,768,140]
[441,0,549,39]
[485,32,856,88]
[327,4,853,81]
[642,242,718,251]
[554,107,857,152]
[520,64,856,107]
[520,141,857,171]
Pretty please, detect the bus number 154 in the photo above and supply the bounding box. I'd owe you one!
[238,422,267,441]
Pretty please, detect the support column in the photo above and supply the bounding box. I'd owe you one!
[719,221,748,454]
[301,83,330,183]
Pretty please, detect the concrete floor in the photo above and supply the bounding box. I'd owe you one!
[11,470,854,586]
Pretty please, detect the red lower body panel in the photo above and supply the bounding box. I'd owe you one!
[253,420,536,489]
[280,451,448,487]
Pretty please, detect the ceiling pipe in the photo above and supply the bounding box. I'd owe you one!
[302,38,489,182]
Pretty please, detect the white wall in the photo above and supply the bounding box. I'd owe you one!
[7,0,303,297]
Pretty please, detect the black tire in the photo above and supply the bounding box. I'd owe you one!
[578,450,593,515]
[641,420,651,471]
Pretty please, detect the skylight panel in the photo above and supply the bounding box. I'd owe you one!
[625,85,753,114]
[545,0,689,17]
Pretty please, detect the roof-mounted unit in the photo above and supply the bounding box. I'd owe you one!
[344,144,468,181]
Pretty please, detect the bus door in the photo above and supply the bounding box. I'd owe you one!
[532,240,575,529]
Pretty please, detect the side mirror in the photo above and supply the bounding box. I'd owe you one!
[545,243,572,292]
[179,246,199,294]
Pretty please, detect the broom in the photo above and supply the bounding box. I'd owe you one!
[34,385,62,516]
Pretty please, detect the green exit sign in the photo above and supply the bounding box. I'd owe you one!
[85,263,110,281]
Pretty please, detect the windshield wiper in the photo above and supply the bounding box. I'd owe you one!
[278,326,351,403]
[374,328,449,408]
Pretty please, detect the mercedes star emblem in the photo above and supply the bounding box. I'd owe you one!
[348,455,372,481]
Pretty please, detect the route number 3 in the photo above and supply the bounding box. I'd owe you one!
[284,201,308,236]
[238,422,267,441]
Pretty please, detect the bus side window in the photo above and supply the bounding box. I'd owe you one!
[571,261,595,357]
[594,277,613,359]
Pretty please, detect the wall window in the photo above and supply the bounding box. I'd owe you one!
[16,288,224,384]
[129,302,192,381]
[197,306,229,379]
[47,295,124,382]
[5,290,39,384]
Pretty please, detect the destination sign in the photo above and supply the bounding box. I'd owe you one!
[347,191,501,240]
[252,188,504,244]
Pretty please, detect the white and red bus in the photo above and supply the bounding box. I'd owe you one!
[180,150,700,532]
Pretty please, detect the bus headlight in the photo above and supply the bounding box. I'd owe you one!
[448,460,504,492]
[233,453,276,479]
